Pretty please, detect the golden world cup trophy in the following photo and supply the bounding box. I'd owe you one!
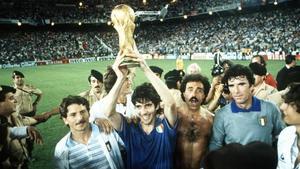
[111,4,140,67]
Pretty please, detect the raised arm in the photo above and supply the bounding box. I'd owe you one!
[137,54,177,127]
[97,54,128,130]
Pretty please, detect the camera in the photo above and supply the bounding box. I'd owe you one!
[211,64,224,77]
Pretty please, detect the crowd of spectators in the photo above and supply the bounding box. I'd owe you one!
[0,0,247,23]
[0,7,299,64]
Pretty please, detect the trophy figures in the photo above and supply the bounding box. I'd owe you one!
[111,4,140,67]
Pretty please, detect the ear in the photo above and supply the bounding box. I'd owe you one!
[62,117,69,126]
[155,104,160,111]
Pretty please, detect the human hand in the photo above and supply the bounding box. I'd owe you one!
[27,126,43,144]
[113,52,129,79]
[94,118,114,134]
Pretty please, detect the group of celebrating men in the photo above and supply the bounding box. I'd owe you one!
[1,52,300,169]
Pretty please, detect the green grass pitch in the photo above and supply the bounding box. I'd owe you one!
[0,59,284,169]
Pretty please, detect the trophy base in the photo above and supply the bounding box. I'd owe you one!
[120,60,140,68]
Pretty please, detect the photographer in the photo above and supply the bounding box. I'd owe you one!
[206,64,233,112]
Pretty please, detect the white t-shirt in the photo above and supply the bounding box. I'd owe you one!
[89,94,136,122]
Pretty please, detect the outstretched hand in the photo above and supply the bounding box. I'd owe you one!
[27,126,43,144]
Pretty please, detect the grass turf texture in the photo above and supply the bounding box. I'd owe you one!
[0,59,284,169]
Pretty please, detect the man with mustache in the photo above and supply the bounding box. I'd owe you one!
[209,64,285,151]
[12,70,42,117]
[0,85,43,169]
[54,95,125,169]
[79,69,104,107]
[174,74,214,169]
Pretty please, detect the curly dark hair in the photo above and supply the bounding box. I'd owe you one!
[222,64,255,86]
[0,85,16,102]
[59,95,90,118]
[282,83,300,113]
[131,82,161,107]
[180,74,210,102]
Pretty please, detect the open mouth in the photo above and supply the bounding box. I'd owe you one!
[189,97,199,104]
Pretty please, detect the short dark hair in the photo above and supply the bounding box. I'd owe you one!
[221,59,234,68]
[0,85,16,102]
[285,55,295,64]
[131,83,161,107]
[103,66,117,93]
[251,55,266,67]
[223,64,255,86]
[103,66,130,93]
[283,83,300,113]
[59,95,90,118]
[88,69,103,83]
[180,74,210,102]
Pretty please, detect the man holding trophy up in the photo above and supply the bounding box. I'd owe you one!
[92,4,178,169]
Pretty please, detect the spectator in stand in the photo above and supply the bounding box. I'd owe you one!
[251,55,277,88]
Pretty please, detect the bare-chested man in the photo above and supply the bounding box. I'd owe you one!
[175,74,213,169]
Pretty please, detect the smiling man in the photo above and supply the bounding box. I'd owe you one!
[95,53,177,169]
[277,83,300,169]
[209,64,285,151]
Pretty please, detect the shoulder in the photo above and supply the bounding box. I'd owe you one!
[260,99,278,109]
[279,126,296,139]
[78,90,89,97]
[54,133,70,157]
[216,104,231,115]
[200,106,214,121]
